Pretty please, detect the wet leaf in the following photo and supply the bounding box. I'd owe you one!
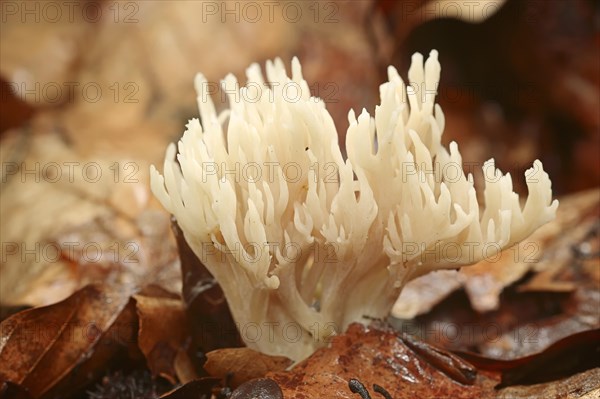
[269,323,499,398]
[204,348,292,388]
[401,333,477,385]
[268,323,600,398]
[230,378,283,399]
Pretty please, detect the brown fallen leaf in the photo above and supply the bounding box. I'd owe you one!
[230,378,284,399]
[0,0,324,312]
[478,284,600,360]
[0,131,181,307]
[268,323,499,398]
[457,329,600,386]
[393,270,462,318]
[204,348,292,388]
[268,322,600,398]
[134,286,196,385]
[401,333,477,385]
[495,369,600,399]
[0,284,139,398]
[519,191,600,293]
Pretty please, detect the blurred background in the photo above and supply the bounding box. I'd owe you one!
[1,0,598,306]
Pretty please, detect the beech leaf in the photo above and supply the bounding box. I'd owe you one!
[0,284,137,398]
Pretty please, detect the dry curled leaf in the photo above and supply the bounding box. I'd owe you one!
[0,284,139,398]
[204,348,292,388]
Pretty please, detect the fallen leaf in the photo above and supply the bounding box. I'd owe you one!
[393,270,462,318]
[457,329,600,386]
[0,284,139,398]
[269,323,499,398]
[0,132,180,307]
[0,305,31,323]
[519,192,600,293]
[230,378,284,399]
[268,322,600,398]
[204,348,292,388]
[401,333,477,385]
[495,368,600,399]
[478,285,600,360]
[135,287,196,385]
[173,346,200,385]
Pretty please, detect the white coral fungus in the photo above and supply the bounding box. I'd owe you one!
[151,51,558,361]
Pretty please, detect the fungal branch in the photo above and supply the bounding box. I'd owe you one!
[151,51,558,361]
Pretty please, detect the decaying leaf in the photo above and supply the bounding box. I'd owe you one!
[0,284,138,398]
[0,282,208,398]
[393,270,463,318]
[458,329,600,386]
[0,131,181,307]
[204,348,292,388]
[268,323,499,398]
[267,322,599,398]
[495,369,600,399]
[135,286,196,385]
[229,378,284,399]
[519,190,600,293]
